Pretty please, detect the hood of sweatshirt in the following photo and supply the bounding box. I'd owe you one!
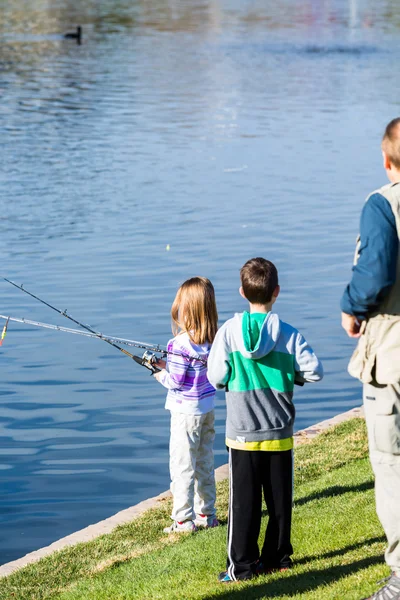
[235,311,281,360]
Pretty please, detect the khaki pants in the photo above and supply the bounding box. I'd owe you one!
[169,410,216,523]
[363,382,400,572]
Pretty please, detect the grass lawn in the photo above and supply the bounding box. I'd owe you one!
[0,417,389,600]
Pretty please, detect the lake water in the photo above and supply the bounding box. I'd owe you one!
[1,0,399,565]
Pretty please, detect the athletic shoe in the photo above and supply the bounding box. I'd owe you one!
[163,520,197,534]
[218,571,234,583]
[218,571,242,583]
[218,570,256,583]
[255,560,290,575]
[363,573,400,599]
[194,514,219,528]
[260,565,291,575]
[218,562,269,583]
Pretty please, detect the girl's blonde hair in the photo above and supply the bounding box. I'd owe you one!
[171,277,218,345]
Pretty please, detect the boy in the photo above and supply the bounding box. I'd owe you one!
[207,257,323,582]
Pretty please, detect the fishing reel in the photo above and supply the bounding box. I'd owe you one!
[132,350,165,375]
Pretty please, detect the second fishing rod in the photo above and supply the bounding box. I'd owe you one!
[2,278,206,373]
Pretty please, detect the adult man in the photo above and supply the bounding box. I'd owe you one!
[341,118,400,599]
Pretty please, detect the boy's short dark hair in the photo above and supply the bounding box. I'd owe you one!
[240,257,278,304]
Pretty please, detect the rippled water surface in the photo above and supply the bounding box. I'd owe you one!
[1,0,400,564]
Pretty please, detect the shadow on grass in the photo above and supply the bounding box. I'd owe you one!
[201,555,382,599]
[295,536,385,565]
[259,480,375,517]
[293,480,374,508]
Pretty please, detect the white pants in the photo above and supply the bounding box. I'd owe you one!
[364,382,400,572]
[169,410,216,523]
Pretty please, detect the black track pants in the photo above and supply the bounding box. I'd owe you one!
[226,448,293,581]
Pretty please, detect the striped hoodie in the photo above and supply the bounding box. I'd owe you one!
[158,332,215,415]
[207,312,323,448]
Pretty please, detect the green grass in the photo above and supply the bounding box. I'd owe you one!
[0,418,389,600]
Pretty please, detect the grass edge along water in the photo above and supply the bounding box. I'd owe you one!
[0,417,390,600]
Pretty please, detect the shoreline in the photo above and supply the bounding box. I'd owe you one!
[0,405,364,578]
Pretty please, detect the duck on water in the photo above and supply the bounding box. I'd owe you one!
[64,26,81,44]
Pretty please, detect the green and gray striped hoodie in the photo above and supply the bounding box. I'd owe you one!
[207,312,323,447]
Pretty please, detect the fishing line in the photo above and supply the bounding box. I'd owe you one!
[2,278,146,361]
[1,278,207,367]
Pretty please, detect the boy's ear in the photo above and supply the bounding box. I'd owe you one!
[271,285,280,304]
[239,286,246,300]
[383,150,391,171]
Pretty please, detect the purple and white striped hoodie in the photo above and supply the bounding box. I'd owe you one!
[158,332,215,415]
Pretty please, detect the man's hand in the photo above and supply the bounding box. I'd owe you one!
[341,312,361,338]
[156,359,166,370]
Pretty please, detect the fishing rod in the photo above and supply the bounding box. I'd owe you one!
[0,315,166,349]
[0,314,164,373]
[1,277,162,372]
[0,282,162,374]
[1,278,207,370]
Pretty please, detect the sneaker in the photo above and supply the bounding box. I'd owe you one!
[163,520,197,534]
[194,514,219,528]
[218,570,255,583]
[218,571,236,583]
[254,560,265,575]
[364,573,400,599]
[255,559,290,575]
[262,565,290,575]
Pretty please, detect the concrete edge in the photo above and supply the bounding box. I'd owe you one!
[0,405,364,578]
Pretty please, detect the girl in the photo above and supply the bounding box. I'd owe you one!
[154,277,219,533]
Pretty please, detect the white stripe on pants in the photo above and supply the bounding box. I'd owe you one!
[169,410,216,523]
